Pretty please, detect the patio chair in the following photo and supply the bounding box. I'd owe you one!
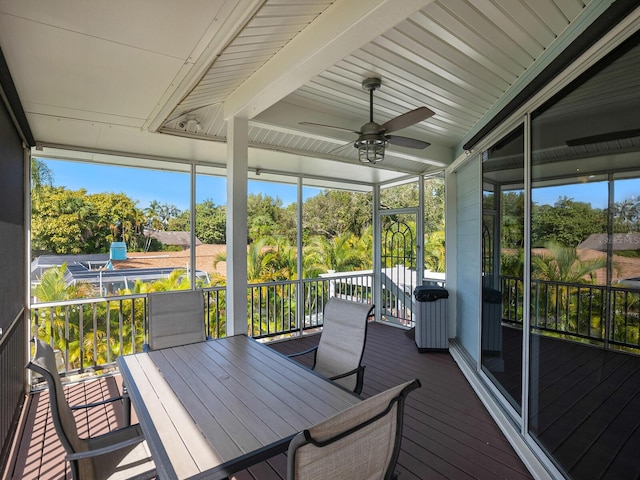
[287,378,421,480]
[147,289,206,350]
[26,338,156,480]
[288,297,374,394]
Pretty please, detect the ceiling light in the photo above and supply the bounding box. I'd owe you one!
[178,114,201,132]
[355,135,388,163]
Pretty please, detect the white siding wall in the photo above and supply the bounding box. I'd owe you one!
[454,157,481,360]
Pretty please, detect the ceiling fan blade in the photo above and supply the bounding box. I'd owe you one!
[299,121,360,134]
[380,106,434,133]
[387,135,430,149]
[328,140,356,155]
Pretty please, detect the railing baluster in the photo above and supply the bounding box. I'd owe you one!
[119,299,124,357]
[78,305,84,373]
[106,301,111,365]
[92,303,98,368]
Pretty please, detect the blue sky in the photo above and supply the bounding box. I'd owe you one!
[40,158,640,212]
[534,178,640,209]
[40,159,318,211]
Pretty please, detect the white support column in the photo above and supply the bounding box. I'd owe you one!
[373,185,381,322]
[296,177,304,336]
[189,163,197,289]
[226,117,249,336]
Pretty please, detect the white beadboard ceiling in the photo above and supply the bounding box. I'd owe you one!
[0,0,620,189]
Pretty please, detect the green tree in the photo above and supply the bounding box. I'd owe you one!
[145,201,181,231]
[423,177,445,235]
[501,191,525,249]
[91,192,145,251]
[303,190,372,239]
[304,232,370,277]
[613,198,640,233]
[380,182,418,209]
[31,158,54,192]
[32,186,146,254]
[247,193,285,243]
[531,197,607,248]
[531,243,610,338]
[169,200,227,244]
[532,242,607,284]
[424,230,446,272]
[32,186,95,254]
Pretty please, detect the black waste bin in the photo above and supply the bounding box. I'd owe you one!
[482,287,503,355]
[413,285,449,352]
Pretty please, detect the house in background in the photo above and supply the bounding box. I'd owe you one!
[1,2,640,479]
[144,229,202,251]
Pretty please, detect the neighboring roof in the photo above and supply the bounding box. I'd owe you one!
[33,254,110,267]
[145,230,202,248]
[63,264,209,288]
[578,233,640,252]
[114,244,227,276]
[31,254,111,280]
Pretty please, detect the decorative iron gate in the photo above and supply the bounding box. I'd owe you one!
[380,210,417,327]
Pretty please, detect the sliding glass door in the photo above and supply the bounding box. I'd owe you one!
[528,34,640,478]
[481,126,525,414]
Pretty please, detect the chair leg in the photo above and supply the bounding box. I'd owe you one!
[122,384,132,427]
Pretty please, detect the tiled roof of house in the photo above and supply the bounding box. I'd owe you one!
[578,233,640,252]
[145,230,202,248]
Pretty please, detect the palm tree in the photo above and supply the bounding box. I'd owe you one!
[532,242,608,335]
[532,243,607,284]
[31,158,54,192]
[32,264,99,368]
[424,230,446,272]
[304,232,369,276]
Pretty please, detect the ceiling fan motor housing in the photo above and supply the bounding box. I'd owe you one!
[362,77,382,91]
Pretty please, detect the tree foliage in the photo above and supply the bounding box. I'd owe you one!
[31,186,145,254]
[531,242,608,284]
[531,196,607,248]
[169,200,227,244]
[303,190,372,240]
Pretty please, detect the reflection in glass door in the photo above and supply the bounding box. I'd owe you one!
[481,125,525,414]
[528,33,640,478]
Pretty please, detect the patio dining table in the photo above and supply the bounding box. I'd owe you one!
[117,334,361,480]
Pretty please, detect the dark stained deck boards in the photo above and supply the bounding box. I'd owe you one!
[487,327,640,480]
[269,322,532,480]
[6,323,533,480]
[5,374,132,480]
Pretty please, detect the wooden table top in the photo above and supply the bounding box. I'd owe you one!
[117,335,361,480]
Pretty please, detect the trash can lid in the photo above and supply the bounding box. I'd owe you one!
[414,285,449,301]
[482,287,502,304]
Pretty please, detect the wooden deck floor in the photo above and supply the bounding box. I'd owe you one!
[485,327,640,480]
[4,322,532,480]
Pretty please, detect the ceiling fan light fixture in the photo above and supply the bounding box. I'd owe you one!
[301,77,434,163]
[355,135,388,163]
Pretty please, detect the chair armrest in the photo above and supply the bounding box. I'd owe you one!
[329,365,366,395]
[70,395,124,411]
[327,365,362,381]
[287,345,318,359]
[65,434,145,460]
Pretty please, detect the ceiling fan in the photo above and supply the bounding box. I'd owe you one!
[300,77,434,163]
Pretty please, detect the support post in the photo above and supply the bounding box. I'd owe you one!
[226,117,249,336]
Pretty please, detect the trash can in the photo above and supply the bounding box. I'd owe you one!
[413,285,449,352]
[482,287,503,356]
